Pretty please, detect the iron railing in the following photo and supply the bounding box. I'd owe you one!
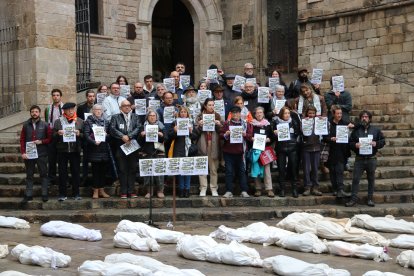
[75,0,91,92]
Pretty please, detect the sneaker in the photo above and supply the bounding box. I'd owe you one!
[241,191,250,198]
[58,196,67,202]
[303,187,311,196]
[211,190,219,197]
[130,193,138,198]
[199,189,207,197]
[21,196,33,203]
[345,198,358,207]
[311,188,322,196]
[73,195,82,200]
[222,191,233,198]
[120,194,128,199]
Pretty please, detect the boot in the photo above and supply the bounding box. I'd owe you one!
[179,189,184,198]
[345,198,358,207]
[254,189,262,197]
[266,190,275,198]
[336,189,351,198]
[303,187,311,196]
[99,188,110,198]
[311,187,322,196]
[292,183,298,198]
[92,189,99,199]
[278,183,285,197]
[185,189,190,198]
[367,195,375,207]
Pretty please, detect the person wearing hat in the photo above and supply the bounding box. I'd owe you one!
[53,102,84,201]
[223,73,237,104]
[287,68,320,99]
[183,85,201,122]
[212,85,231,120]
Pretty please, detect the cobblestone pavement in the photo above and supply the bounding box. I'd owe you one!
[0,219,412,275]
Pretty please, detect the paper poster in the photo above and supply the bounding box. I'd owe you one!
[332,75,345,92]
[25,142,38,159]
[120,85,131,98]
[229,125,243,143]
[63,123,76,142]
[134,99,147,115]
[148,99,160,111]
[177,118,190,136]
[120,139,140,156]
[84,113,92,120]
[257,87,270,103]
[311,68,324,85]
[152,158,167,176]
[202,114,215,132]
[273,99,286,114]
[206,69,218,81]
[139,159,153,177]
[253,133,267,151]
[163,78,176,93]
[163,106,175,124]
[336,125,349,143]
[166,158,180,175]
[268,77,280,91]
[277,123,290,141]
[359,137,372,155]
[246,78,257,86]
[96,93,107,104]
[92,126,106,142]
[189,106,201,120]
[193,156,209,175]
[233,75,246,92]
[214,100,225,119]
[180,75,190,89]
[314,117,328,135]
[180,157,194,175]
[302,118,314,136]
[198,90,212,104]
[145,125,158,142]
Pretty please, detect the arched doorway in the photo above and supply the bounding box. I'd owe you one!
[151,0,194,82]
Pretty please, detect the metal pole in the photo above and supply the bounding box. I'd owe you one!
[172,176,176,228]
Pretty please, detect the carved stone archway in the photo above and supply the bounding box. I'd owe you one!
[137,0,223,82]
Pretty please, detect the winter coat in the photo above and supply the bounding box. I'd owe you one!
[83,115,110,162]
[192,112,222,159]
[324,90,353,122]
[53,116,84,153]
[273,117,300,154]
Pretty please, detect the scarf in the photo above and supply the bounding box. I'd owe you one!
[63,112,77,123]
[251,118,270,127]
[92,115,106,127]
[298,94,321,115]
[276,116,292,124]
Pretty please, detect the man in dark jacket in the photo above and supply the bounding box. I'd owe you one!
[345,110,385,207]
[128,82,147,124]
[20,105,52,203]
[77,90,96,120]
[110,100,141,199]
[287,68,320,99]
[324,76,353,122]
[223,73,237,105]
[143,75,157,97]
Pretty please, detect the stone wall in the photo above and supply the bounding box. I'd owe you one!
[298,0,414,121]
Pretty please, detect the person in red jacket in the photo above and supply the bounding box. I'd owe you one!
[20,105,52,203]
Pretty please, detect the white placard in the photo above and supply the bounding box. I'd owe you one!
[314,117,328,135]
[179,75,190,89]
[134,99,147,115]
[148,99,160,111]
[189,106,201,120]
[277,123,290,141]
[120,139,140,156]
[145,125,158,142]
[214,100,225,119]
[84,113,92,120]
[163,78,176,93]
[63,123,76,142]
[163,106,175,124]
[332,75,345,92]
[233,75,246,92]
[253,133,267,151]
[311,68,324,85]
[166,158,180,175]
[139,159,153,176]
[92,126,106,142]
[229,125,243,143]
[359,137,372,155]
[202,114,215,132]
[193,156,209,175]
[273,99,286,115]
[96,93,107,105]
[206,69,218,81]
[25,142,38,159]
[268,77,280,91]
[257,87,270,103]
[176,118,190,136]
[180,157,194,175]
[336,125,349,143]
[302,118,314,136]
[198,90,212,104]
[152,158,167,176]
[120,85,131,98]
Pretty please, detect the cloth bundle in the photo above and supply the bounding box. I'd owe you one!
[396,250,414,268]
[115,220,184,243]
[11,243,71,268]
[0,244,8,258]
[362,271,404,276]
[351,214,414,234]
[276,232,328,254]
[0,272,32,276]
[390,234,414,249]
[40,220,102,241]
[113,232,160,251]
[0,216,30,229]
[325,240,390,262]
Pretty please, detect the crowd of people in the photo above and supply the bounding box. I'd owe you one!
[20,62,385,207]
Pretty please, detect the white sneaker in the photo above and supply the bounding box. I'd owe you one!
[211,190,219,197]
[199,189,207,197]
[241,191,250,198]
[223,191,233,198]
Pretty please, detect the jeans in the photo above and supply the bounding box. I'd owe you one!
[277,149,298,185]
[329,161,344,192]
[223,152,248,193]
[58,152,81,197]
[302,151,320,187]
[24,155,49,197]
[351,157,377,200]
[179,175,191,190]
[116,150,138,195]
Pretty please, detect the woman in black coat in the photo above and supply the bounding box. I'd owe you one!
[83,104,111,199]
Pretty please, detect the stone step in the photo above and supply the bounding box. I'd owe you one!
[386,138,414,146]
[376,123,413,130]
[378,147,414,156]
[0,162,26,173]
[0,144,20,153]
[0,153,22,162]
[381,129,414,138]
[1,201,413,224]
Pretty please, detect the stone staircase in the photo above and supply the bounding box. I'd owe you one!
[0,111,413,223]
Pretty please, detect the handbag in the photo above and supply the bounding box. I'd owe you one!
[259,146,277,166]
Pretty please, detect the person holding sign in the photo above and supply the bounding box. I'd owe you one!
[269,85,287,120]
[102,82,126,121]
[220,106,253,198]
[273,106,301,198]
[138,110,166,199]
[213,85,231,120]
[83,104,111,199]
[110,100,142,199]
[324,75,353,122]
[127,82,148,124]
[20,105,52,203]
[156,91,179,156]
[183,85,201,122]
[241,81,260,113]
[170,71,184,106]
[250,107,275,197]
[54,102,84,201]
[346,110,385,207]
[287,68,320,99]
[323,105,354,198]
[169,106,194,198]
[193,98,223,197]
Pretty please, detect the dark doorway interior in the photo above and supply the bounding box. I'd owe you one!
[152,0,194,82]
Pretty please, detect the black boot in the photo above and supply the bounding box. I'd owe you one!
[179,189,184,198]
[279,183,285,197]
[185,189,190,198]
[336,189,351,198]
[292,183,298,198]
[345,197,358,207]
